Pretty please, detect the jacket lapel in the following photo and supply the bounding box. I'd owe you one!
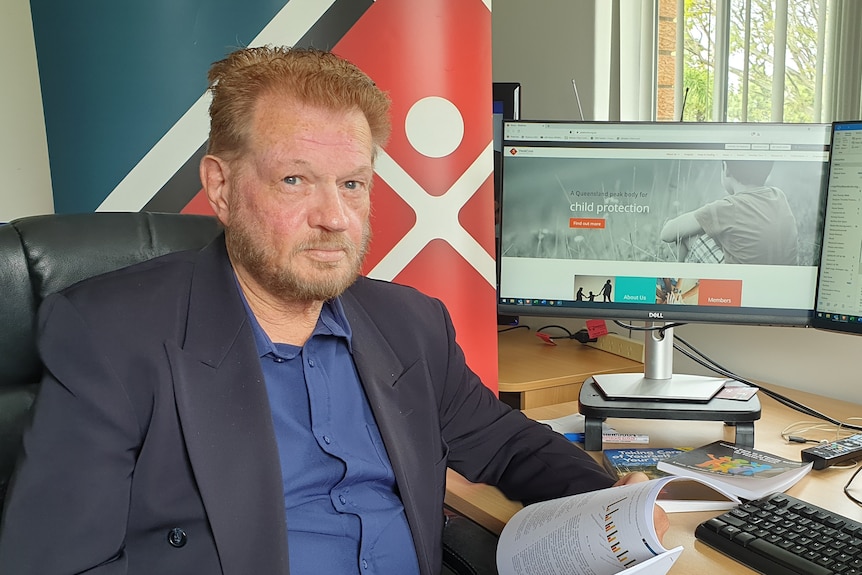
[168,238,289,574]
[340,285,441,575]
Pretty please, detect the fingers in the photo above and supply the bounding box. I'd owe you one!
[612,471,651,487]
[653,505,671,541]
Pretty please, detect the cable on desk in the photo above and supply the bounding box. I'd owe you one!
[780,420,862,444]
[844,464,862,507]
[497,324,530,334]
[534,325,596,345]
[612,320,862,433]
[674,334,862,432]
[612,320,687,337]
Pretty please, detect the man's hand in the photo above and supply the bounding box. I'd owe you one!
[613,472,671,542]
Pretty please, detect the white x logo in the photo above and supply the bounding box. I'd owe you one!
[368,142,496,287]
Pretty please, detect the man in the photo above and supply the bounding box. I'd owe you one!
[0,47,665,575]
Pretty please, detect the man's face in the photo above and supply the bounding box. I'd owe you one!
[220,93,375,303]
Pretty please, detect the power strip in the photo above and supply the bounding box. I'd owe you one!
[586,333,644,363]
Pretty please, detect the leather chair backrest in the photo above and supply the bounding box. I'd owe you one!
[0,211,222,514]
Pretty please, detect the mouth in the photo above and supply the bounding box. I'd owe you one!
[302,245,350,263]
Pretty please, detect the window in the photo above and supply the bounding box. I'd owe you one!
[661,0,862,122]
[598,0,862,123]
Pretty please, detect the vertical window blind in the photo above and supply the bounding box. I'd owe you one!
[597,0,862,122]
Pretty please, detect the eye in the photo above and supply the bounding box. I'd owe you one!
[344,180,369,192]
[283,176,300,185]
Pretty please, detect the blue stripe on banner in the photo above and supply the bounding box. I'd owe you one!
[30,0,289,213]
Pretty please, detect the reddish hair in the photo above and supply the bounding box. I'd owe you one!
[206,46,391,160]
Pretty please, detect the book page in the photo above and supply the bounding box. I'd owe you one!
[496,478,672,575]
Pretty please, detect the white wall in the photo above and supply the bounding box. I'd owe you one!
[0,0,53,220]
[492,0,596,121]
[492,0,862,405]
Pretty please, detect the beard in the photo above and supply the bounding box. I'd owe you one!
[226,217,370,303]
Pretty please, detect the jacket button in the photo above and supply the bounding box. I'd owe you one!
[167,527,187,548]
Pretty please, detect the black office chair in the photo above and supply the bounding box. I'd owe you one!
[0,211,498,575]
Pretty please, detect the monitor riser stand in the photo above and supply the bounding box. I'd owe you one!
[578,375,761,452]
[578,323,761,450]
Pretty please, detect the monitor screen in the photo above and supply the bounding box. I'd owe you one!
[498,121,831,327]
[813,121,862,335]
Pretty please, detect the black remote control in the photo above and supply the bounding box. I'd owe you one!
[801,434,862,470]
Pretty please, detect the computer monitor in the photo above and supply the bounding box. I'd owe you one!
[498,121,831,401]
[813,121,862,335]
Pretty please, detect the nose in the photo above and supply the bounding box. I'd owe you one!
[310,184,349,231]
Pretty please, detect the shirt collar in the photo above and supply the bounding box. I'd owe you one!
[234,275,353,358]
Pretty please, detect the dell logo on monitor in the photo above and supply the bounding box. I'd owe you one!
[648,312,665,319]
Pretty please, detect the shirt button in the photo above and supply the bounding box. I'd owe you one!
[308,358,315,367]
[362,559,368,569]
[273,357,284,363]
[323,435,331,444]
[339,494,347,505]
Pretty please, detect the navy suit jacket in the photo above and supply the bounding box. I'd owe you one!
[0,236,614,575]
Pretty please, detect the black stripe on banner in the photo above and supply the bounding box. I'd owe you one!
[143,143,207,213]
[294,0,374,51]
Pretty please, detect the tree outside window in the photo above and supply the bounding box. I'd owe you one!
[657,0,830,123]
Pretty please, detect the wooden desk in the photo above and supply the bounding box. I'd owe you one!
[445,386,862,573]
[497,328,642,409]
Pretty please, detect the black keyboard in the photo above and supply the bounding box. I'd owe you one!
[695,493,862,575]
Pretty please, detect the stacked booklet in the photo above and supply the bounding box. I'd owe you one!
[655,440,813,500]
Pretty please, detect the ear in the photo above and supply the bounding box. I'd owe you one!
[200,154,232,226]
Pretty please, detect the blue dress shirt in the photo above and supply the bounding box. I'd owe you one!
[243,295,420,575]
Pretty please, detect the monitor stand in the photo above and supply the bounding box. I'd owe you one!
[578,323,761,451]
[592,373,726,402]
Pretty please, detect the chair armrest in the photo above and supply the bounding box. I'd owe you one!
[441,515,499,575]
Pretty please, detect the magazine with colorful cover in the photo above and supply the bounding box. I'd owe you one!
[655,440,813,500]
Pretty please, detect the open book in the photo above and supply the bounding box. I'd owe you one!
[496,476,737,575]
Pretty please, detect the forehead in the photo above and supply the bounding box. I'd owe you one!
[249,93,372,151]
